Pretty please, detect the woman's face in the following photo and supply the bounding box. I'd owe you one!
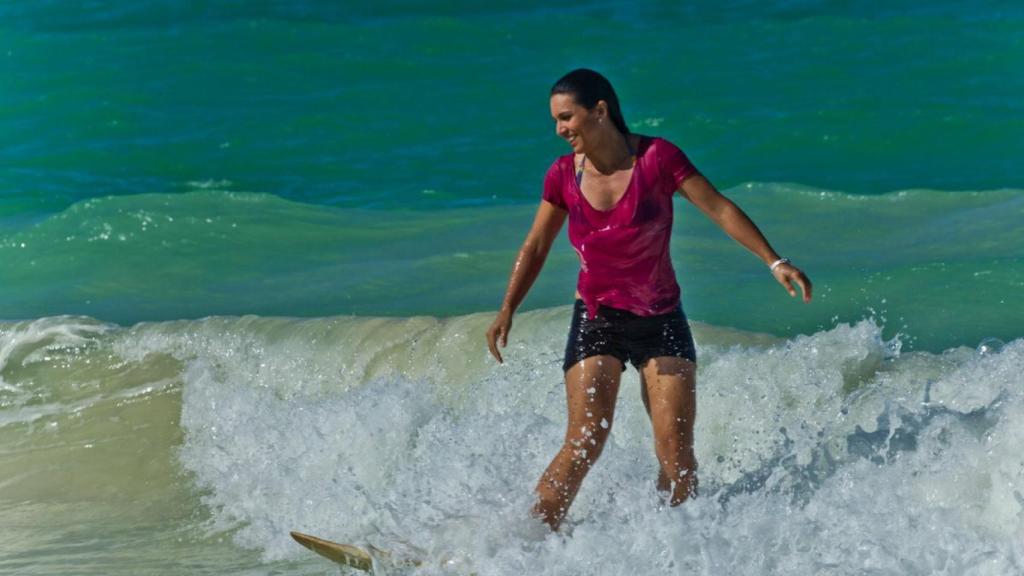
[550,93,602,154]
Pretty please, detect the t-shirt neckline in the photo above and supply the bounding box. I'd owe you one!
[572,135,647,214]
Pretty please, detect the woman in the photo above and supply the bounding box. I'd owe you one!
[486,69,812,531]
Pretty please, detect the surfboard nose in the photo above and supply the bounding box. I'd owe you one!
[290,530,375,572]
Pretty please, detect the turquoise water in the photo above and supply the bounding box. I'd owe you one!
[2,186,1021,349]
[1,2,1023,574]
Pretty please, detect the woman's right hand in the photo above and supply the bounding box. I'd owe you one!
[486,311,513,363]
[485,201,565,365]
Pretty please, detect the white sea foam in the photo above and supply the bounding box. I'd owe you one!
[1,310,1021,574]
[158,310,1024,575]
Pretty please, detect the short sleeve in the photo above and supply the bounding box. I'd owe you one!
[658,139,698,192]
[542,159,568,210]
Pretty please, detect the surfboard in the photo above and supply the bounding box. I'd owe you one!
[290,531,422,572]
[290,531,375,571]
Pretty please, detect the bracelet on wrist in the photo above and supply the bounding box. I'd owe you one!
[769,257,791,272]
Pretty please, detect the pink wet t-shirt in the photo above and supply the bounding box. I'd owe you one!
[542,136,698,318]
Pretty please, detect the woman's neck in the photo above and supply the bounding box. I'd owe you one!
[583,131,633,174]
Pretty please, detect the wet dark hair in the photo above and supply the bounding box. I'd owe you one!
[550,68,630,135]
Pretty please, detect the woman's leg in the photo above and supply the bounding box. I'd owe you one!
[640,356,698,504]
[533,354,623,530]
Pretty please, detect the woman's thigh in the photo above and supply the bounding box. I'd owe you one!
[563,355,624,443]
[639,356,697,435]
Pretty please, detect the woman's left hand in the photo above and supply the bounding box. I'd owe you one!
[678,176,813,304]
[772,263,813,303]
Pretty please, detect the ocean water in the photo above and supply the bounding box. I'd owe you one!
[1,1,1022,574]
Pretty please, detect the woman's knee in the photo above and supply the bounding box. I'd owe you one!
[651,409,694,435]
[565,419,612,462]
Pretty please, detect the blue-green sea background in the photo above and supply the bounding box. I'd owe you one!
[2,2,1023,575]
[3,0,1022,349]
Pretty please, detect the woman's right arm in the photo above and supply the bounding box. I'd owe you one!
[486,200,567,363]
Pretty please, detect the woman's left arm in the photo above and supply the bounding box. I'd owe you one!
[679,173,812,302]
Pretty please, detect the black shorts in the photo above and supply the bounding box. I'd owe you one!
[562,299,697,373]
